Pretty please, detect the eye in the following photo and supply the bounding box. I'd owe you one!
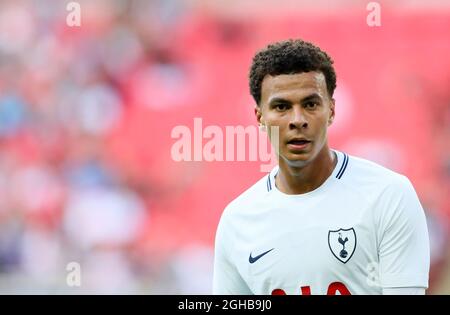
[274,103,289,111]
[305,101,318,109]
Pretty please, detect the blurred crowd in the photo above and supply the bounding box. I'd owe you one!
[0,0,449,294]
[0,0,208,294]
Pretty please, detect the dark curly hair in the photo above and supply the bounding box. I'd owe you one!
[249,39,337,105]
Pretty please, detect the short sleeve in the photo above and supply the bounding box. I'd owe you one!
[377,175,430,288]
[212,210,253,295]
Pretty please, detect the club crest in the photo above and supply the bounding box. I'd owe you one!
[328,228,357,264]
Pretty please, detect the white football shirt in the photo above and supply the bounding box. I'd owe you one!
[213,149,430,295]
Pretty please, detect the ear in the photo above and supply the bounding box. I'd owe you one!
[255,105,266,132]
[255,105,264,125]
[328,98,335,126]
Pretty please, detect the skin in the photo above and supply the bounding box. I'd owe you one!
[255,71,337,195]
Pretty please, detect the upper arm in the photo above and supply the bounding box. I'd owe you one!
[377,176,430,289]
[213,211,253,295]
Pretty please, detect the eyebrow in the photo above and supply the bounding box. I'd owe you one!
[268,93,323,105]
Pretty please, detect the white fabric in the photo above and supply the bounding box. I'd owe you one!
[213,149,430,295]
[382,287,425,295]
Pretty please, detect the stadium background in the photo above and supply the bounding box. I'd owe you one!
[0,0,449,294]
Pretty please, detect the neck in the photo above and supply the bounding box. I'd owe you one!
[275,145,337,195]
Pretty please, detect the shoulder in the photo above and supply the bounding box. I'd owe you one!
[224,172,271,216]
[341,152,413,195]
[214,171,271,249]
[217,169,273,229]
[342,152,423,221]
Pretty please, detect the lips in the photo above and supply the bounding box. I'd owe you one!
[286,138,311,151]
[287,138,311,145]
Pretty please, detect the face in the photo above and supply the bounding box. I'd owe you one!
[255,71,335,167]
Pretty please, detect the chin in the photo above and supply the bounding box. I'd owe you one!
[281,151,312,167]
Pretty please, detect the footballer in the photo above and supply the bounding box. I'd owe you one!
[213,39,430,295]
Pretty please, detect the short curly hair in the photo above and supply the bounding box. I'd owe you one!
[249,39,337,105]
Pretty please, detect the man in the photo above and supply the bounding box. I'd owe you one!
[212,39,430,295]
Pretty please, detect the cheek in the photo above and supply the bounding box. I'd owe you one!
[311,116,330,138]
[264,113,283,127]
[314,112,329,126]
[264,114,288,140]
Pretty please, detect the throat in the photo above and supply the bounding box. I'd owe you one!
[276,150,337,195]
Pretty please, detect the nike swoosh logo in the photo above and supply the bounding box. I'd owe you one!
[249,248,274,264]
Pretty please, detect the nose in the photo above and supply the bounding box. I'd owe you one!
[289,105,308,130]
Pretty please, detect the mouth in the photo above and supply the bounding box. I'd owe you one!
[286,138,311,150]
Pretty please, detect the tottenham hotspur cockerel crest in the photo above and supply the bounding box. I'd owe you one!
[328,228,357,264]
